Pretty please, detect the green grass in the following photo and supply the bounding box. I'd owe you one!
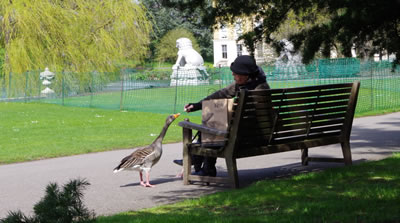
[97,153,400,223]
[0,102,200,164]
[41,84,223,114]
[35,77,400,115]
[3,84,400,164]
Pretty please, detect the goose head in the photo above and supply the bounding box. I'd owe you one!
[165,113,181,126]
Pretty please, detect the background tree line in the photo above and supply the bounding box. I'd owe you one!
[1,0,399,79]
[163,0,400,65]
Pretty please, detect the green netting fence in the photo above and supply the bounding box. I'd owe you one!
[1,58,400,115]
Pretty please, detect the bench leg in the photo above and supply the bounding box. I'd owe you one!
[183,149,192,185]
[301,147,309,166]
[225,157,239,188]
[341,141,352,165]
[182,128,192,185]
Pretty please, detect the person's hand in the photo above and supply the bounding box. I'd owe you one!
[184,104,194,113]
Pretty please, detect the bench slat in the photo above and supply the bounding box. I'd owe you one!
[250,83,353,96]
[279,107,347,119]
[277,113,345,126]
[275,101,349,113]
[275,118,345,132]
[270,88,352,100]
[269,94,350,107]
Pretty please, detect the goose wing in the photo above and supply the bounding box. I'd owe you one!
[113,145,155,171]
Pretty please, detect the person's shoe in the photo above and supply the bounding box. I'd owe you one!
[192,169,207,176]
[207,169,217,177]
[192,169,217,177]
[173,159,183,166]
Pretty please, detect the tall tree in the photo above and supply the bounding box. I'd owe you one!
[0,0,152,74]
[162,0,400,64]
[142,0,213,61]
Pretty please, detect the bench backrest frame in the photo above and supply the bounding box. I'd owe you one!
[224,81,360,159]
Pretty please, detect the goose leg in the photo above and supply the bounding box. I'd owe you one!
[144,171,154,187]
[139,172,146,187]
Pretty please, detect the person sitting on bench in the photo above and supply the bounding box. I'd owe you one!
[173,55,270,177]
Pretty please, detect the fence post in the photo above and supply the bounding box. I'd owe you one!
[24,71,28,103]
[62,71,65,106]
[173,67,179,113]
[119,71,124,111]
[8,72,11,98]
[38,70,41,100]
[370,61,374,111]
[90,72,94,108]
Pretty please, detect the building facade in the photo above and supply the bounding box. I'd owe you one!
[213,18,276,67]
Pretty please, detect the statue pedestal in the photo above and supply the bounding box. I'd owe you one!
[170,66,209,86]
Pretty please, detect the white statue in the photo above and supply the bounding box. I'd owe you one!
[275,39,305,79]
[170,37,208,86]
[172,38,204,69]
[276,39,299,64]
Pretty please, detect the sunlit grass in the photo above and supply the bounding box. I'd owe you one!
[0,102,200,164]
[36,77,400,115]
[2,88,400,164]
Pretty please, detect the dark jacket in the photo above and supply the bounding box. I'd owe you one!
[190,66,270,111]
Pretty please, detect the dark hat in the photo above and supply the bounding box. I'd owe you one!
[230,55,258,76]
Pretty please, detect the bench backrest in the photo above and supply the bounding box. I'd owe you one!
[227,81,360,157]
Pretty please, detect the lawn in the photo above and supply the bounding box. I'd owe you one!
[0,102,200,164]
[34,76,400,115]
[1,97,400,222]
[2,84,400,164]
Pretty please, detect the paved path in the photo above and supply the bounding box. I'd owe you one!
[1,112,400,218]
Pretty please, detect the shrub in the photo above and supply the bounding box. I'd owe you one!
[0,178,95,223]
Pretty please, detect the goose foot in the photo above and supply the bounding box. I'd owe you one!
[176,169,184,178]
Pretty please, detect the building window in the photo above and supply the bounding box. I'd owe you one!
[222,45,228,59]
[237,44,243,56]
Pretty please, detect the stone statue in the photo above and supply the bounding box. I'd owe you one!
[275,39,305,79]
[172,38,205,69]
[170,38,208,86]
[40,67,55,95]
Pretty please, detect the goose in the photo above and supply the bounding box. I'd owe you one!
[113,113,180,187]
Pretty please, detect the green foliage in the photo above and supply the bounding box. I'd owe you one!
[0,178,95,223]
[163,0,400,64]
[130,70,170,80]
[0,0,152,74]
[155,28,200,64]
[141,0,213,62]
[0,211,34,223]
[34,179,95,223]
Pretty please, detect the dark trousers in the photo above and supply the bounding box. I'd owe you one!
[191,132,217,175]
[192,155,216,172]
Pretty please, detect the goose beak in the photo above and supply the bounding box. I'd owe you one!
[173,113,181,119]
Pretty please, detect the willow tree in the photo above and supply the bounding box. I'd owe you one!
[0,0,152,75]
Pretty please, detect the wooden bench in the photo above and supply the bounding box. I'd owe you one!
[178,81,360,188]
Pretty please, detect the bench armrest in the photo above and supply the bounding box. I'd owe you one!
[178,120,228,137]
